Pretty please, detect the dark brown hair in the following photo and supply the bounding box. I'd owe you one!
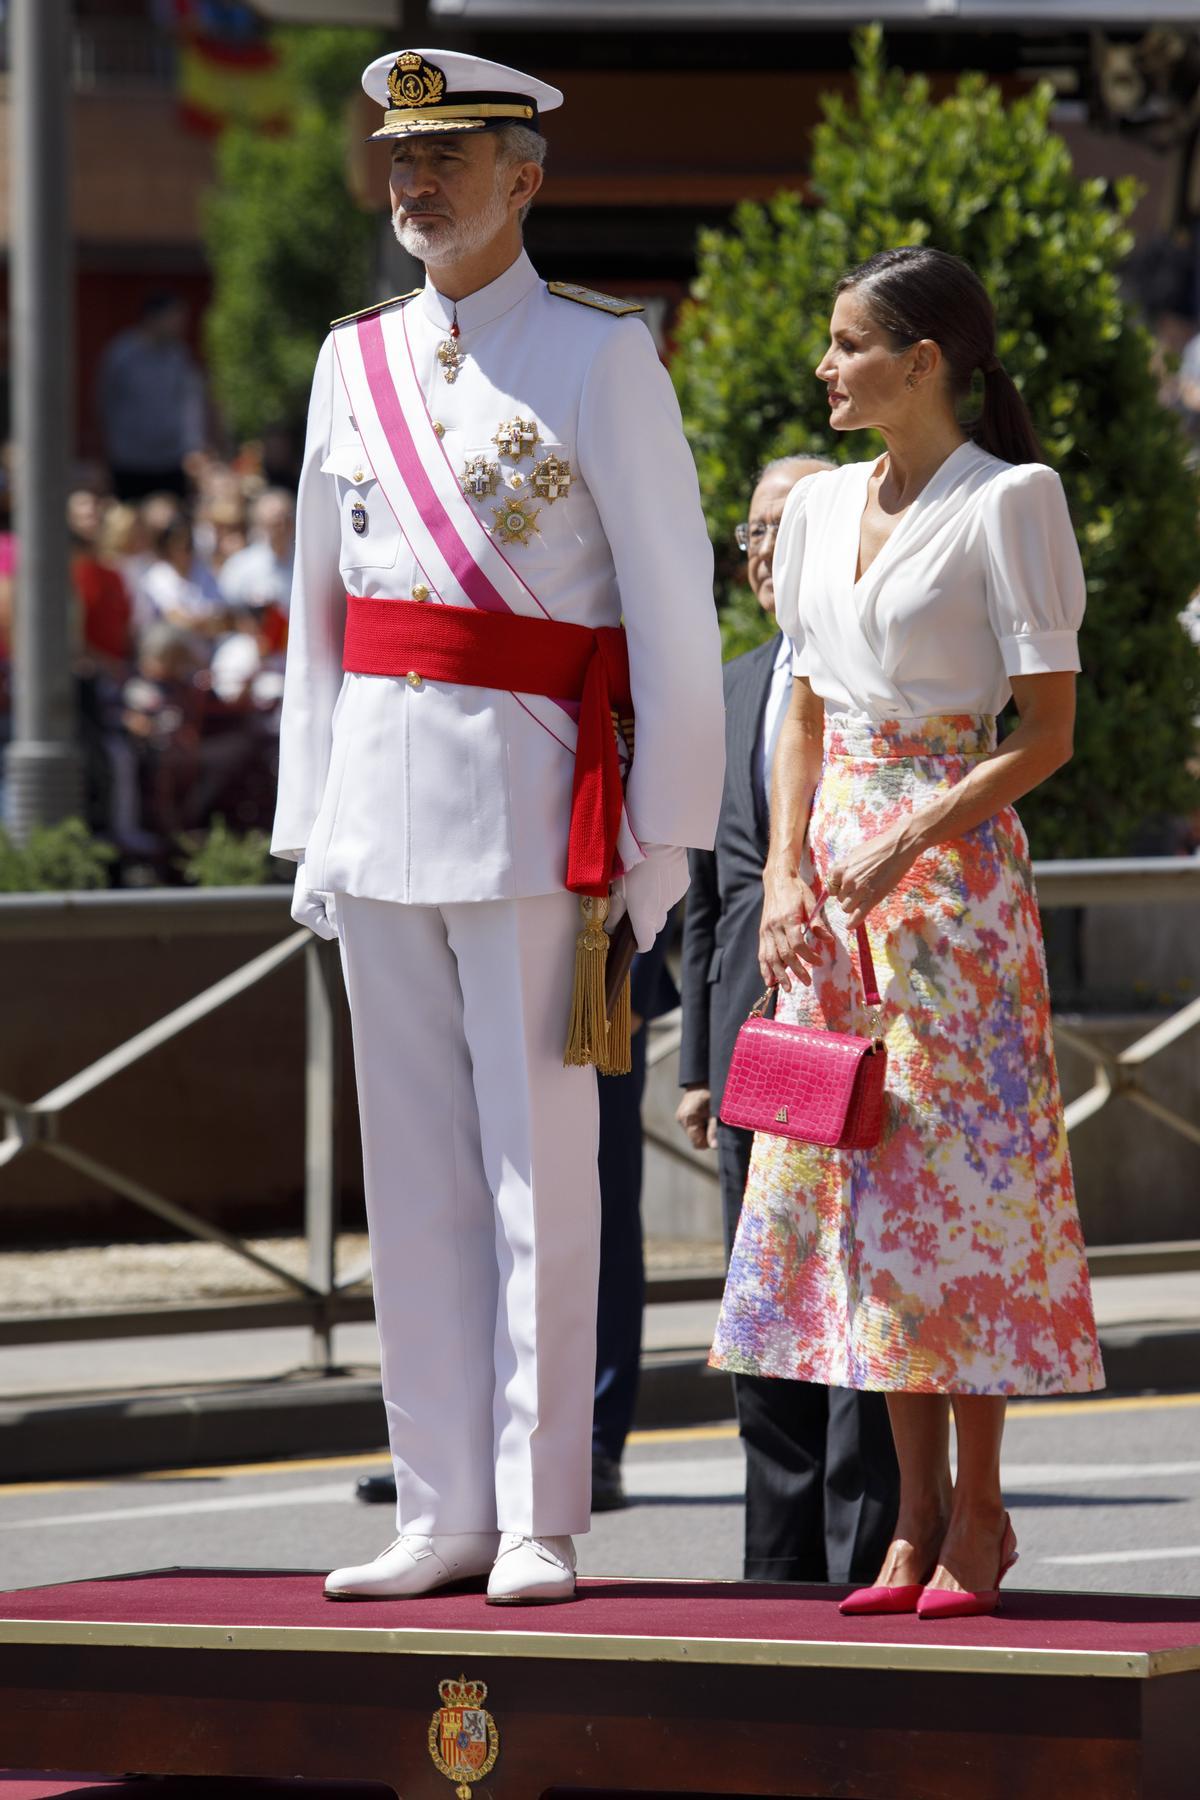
[836,246,1044,466]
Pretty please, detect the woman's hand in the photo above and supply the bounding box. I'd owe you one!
[759,863,835,990]
[824,826,919,930]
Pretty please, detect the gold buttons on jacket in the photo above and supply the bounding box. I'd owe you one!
[432,422,446,438]
[411,584,430,602]
[352,466,365,483]
[406,671,423,689]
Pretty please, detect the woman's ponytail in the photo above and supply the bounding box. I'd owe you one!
[975,362,1044,466]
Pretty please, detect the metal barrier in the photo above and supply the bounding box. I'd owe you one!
[1,861,1198,1364]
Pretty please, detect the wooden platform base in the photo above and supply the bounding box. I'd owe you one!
[2,1569,1199,1799]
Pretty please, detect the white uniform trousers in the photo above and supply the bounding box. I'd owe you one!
[336,889,600,1538]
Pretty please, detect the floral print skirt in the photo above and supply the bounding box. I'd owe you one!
[710,713,1104,1397]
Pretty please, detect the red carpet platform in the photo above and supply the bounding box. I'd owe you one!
[1,1569,1198,1798]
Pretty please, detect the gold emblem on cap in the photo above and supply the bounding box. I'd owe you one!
[491,497,540,546]
[387,51,446,111]
[462,454,501,501]
[491,417,540,462]
[532,455,572,503]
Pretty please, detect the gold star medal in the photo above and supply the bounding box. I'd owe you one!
[531,454,573,503]
[461,453,500,500]
[492,497,540,546]
[491,417,541,462]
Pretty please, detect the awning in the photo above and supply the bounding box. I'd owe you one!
[428,1,1200,22]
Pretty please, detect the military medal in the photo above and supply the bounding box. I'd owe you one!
[491,497,540,545]
[351,501,368,535]
[437,307,465,384]
[531,454,572,503]
[461,453,500,500]
[491,416,540,462]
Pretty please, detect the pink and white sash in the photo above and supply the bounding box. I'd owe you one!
[331,300,640,872]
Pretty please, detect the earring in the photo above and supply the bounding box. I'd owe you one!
[905,374,917,390]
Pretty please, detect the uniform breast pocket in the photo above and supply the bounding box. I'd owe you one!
[320,445,400,572]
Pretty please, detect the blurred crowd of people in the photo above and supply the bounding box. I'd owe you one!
[0,460,294,868]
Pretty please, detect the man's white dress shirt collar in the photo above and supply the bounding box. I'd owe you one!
[417,249,541,336]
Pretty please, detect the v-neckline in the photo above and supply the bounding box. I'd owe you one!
[851,440,973,591]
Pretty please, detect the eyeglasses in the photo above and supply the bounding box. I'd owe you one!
[734,519,781,553]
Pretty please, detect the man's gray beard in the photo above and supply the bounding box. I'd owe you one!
[393,180,511,267]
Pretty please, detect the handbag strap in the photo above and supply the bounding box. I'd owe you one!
[809,882,881,1008]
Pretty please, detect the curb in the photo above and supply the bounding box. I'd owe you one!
[0,1326,1196,1483]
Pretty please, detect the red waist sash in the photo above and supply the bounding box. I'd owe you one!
[342,596,632,898]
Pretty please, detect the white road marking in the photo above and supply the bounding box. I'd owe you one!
[1003,1461,1200,1485]
[1043,1545,1200,1567]
[2,1451,1198,1534]
[0,1482,352,1531]
[623,1457,744,1500]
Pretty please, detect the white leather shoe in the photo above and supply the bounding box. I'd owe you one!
[324,1531,499,1600]
[485,1533,577,1605]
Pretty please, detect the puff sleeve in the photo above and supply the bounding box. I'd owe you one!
[982,464,1085,677]
[771,476,811,677]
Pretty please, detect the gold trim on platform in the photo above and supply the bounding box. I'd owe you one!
[0,1615,1193,1680]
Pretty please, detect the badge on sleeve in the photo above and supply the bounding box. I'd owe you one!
[351,501,368,535]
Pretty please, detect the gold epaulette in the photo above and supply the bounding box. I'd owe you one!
[329,290,421,329]
[547,281,644,317]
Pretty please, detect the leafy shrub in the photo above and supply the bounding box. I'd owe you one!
[0,819,115,892]
[204,27,386,441]
[673,27,1200,858]
[177,817,278,888]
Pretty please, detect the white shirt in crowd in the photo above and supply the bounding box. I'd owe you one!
[219,539,294,615]
[135,556,224,633]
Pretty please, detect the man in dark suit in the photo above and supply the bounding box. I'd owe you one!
[677,455,900,1585]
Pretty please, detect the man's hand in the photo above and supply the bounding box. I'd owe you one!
[291,862,338,942]
[676,1085,717,1151]
[618,843,689,952]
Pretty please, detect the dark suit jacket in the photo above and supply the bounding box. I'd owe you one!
[679,634,780,1100]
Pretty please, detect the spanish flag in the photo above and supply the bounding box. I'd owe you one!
[174,1,289,137]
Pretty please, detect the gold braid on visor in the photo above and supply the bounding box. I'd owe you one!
[384,101,535,126]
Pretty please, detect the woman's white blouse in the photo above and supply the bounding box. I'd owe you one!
[774,440,1085,721]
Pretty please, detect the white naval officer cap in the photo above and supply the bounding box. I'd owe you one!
[361,48,563,142]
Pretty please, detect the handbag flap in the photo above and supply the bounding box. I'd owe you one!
[719,1014,880,1148]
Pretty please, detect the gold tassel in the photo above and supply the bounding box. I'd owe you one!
[563,896,633,1076]
[602,968,632,1077]
[564,894,612,1070]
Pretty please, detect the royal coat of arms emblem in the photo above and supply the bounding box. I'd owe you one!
[427,1674,500,1797]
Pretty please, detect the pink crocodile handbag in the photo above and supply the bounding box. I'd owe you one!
[719,887,887,1151]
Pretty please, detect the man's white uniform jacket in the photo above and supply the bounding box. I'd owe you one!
[272,250,725,904]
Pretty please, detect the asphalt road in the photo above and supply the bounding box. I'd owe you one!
[4,1390,1200,1599]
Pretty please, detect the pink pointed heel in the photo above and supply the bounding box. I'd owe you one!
[915,1513,1019,1621]
[838,1581,925,1617]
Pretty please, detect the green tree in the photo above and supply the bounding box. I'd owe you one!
[204,27,386,443]
[674,27,1200,858]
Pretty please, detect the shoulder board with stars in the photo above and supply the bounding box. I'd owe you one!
[329,290,421,330]
[547,282,644,317]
